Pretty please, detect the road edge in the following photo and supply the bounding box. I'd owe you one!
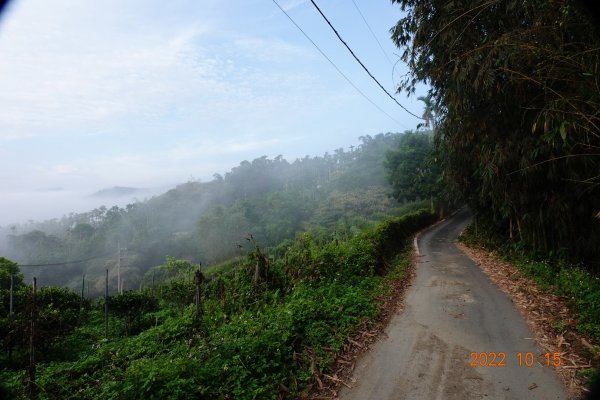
[413,207,464,256]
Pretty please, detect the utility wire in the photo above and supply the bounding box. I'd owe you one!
[271,0,408,129]
[19,253,111,267]
[309,0,423,120]
[350,0,394,66]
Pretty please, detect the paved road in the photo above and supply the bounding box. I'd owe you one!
[339,209,567,400]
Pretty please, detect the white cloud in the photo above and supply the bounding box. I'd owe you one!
[232,37,313,63]
[0,0,320,144]
[0,1,224,139]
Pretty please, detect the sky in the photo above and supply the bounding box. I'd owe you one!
[0,0,426,226]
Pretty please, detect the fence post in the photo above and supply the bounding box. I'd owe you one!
[80,274,85,312]
[104,269,108,340]
[254,260,260,284]
[28,277,37,399]
[9,274,13,315]
[194,269,204,321]
[152,270,155,294]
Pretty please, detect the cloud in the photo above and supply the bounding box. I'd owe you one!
[232,37,313,63]
[0,1,224,139]
[0,0,416,198]
[0,0,321,144]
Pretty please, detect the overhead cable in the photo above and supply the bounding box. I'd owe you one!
[271,0,408,129]
[19,253,111,267]
[309,0,423,120]
[350,0,394,66]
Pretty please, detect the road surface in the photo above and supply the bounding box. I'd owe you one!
[338,208,567,400]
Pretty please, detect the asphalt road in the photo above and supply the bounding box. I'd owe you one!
[338,208,567,400]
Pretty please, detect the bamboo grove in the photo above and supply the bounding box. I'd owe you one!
[391,0,600,270]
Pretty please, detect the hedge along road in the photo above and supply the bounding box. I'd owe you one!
[338,208,567,400]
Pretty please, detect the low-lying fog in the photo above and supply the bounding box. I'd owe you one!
[0,186,170,227]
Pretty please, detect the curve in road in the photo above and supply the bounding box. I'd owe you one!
[338,208,567,400]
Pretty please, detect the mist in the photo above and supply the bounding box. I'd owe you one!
[0,186,171,227]
[0,133,425,297]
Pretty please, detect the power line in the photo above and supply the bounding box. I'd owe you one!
[270,0,408,129]
[19,253,110,267]
[308,0,423,120]
[350,0,394,66]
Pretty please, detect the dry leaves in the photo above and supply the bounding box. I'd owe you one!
[457,242,598,400]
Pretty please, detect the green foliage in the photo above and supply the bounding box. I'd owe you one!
[1,209,436,399]
[36,287,85,348]
[106,291,158,335]
[391,0,600,268]
[158,256,198,281]
[0,256,23,289]
[0,285,84,369]
[385,131,441,202]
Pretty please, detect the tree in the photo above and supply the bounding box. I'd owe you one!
[417,95,435,129]
[0,257,23,289]
[390,0,600,263]
[385,132,441,203]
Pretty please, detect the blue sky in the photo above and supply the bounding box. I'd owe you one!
[0,0,426,224]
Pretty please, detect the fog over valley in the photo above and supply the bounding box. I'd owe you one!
[0,186,170,227]
[0,133,435,295]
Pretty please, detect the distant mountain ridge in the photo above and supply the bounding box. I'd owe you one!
[90,186,147,198]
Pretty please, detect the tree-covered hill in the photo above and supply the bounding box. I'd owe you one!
[0,132,430,296]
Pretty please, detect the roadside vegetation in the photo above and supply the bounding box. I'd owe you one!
[0,210,435,399]
[1,123,443,399]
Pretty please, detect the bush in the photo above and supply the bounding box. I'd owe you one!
[106,290,159,335]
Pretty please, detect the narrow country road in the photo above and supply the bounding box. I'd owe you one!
[338,208,567,400]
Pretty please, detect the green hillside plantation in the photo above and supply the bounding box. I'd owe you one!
[0,210,436,399]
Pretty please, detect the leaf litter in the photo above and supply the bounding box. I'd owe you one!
[456,242,598,400]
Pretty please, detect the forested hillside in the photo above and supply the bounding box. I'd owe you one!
[0,132,430,296]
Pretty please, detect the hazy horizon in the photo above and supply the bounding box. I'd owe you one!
[0,185,172,226]
[0,0,426,226]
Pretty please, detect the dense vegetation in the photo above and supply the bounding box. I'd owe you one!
[0,209,436,399]
[390,0,600,272]
[0,132,430,296]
